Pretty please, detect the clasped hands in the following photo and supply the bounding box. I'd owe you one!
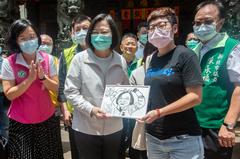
[28,60,46,82]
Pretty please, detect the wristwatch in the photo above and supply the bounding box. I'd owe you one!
[39,75,47,81]
[223,122,235,131]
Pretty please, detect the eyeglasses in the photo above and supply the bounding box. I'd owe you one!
[148,21,171,32]
[18,35,37,42]
[193,19,216,26]
[75,28,88,32]
[74,24,90,32]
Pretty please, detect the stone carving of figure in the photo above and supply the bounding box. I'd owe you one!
[220,0,240,38]
[0,0,18,54]
[56,0,85,52]
[0,0,8,18]
[57,0,85,36]
[68,0,84,17]
[57,0,71,37]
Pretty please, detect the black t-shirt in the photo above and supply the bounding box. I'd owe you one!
[145,45,203,140]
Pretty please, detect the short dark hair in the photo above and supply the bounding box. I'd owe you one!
[195,0,225,19]
[71,15,91,29]
[147,7,178,26]
[137,22,148,32]
[85,14,120,51]
[121,33,137,44]
[6,19,41,54]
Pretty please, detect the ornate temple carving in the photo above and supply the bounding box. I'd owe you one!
[0,0,19,54]
[56,0,84,52]
[221,0,240,38]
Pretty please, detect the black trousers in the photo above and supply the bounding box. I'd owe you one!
[68,126,80,159]
[202,128,233,159]
[74,130,122,159]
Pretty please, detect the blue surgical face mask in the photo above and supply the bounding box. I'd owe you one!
[74,29,88,45]
[186,39,199,49]
[139,34,148,44]
[19,38,39,54]
[91,34,112,51]
[193,24,217,42]
[38,44,53,54]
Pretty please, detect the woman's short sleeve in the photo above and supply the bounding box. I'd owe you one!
[1,58,15,80]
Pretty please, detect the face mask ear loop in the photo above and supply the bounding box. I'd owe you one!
[149,28,157,39]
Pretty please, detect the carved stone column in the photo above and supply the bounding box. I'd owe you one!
[221,0,240,39]
[0,0,19,54]
[55,0,85,53]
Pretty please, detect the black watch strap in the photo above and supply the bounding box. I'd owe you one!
[223,122,235,130]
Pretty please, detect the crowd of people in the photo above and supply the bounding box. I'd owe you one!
[0,1,240,159]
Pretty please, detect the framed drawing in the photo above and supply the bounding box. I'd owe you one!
[101,85,150,118]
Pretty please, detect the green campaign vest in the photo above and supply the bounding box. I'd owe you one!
[63,44,78,112]
[64,44,78,70]
[194,37,239,128]
[128,58,138,77]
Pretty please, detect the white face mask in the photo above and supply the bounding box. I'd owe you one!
[193,24,217,42]
[19,38,39,54]
[38,44,53,54]
[71,29,88,45]
[148,27,173,49]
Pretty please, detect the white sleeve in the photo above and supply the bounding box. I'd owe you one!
[49,55,57,77]
[227,44,240,83]
[64,54,94,116]
[1,58,15,80]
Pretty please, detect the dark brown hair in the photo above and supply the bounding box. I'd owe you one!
[85,14,120,51]
[6,19,41,54]
[71,15,91,29]
[147,7,178,26]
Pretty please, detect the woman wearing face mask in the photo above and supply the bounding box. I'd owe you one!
[139,8,204,159]
[1,19,63,158]
[64,14,129,159]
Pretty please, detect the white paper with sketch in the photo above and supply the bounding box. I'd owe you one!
[101,85,150,118]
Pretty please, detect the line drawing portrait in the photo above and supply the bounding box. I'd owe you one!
[101,85,150,118]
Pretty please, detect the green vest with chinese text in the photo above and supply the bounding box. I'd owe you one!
[194,37,239,129]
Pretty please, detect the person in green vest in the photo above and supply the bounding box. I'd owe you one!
[192,1,240,159]
[119,33,139,159]
[120,33,139,77]
[58,15,91,159]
